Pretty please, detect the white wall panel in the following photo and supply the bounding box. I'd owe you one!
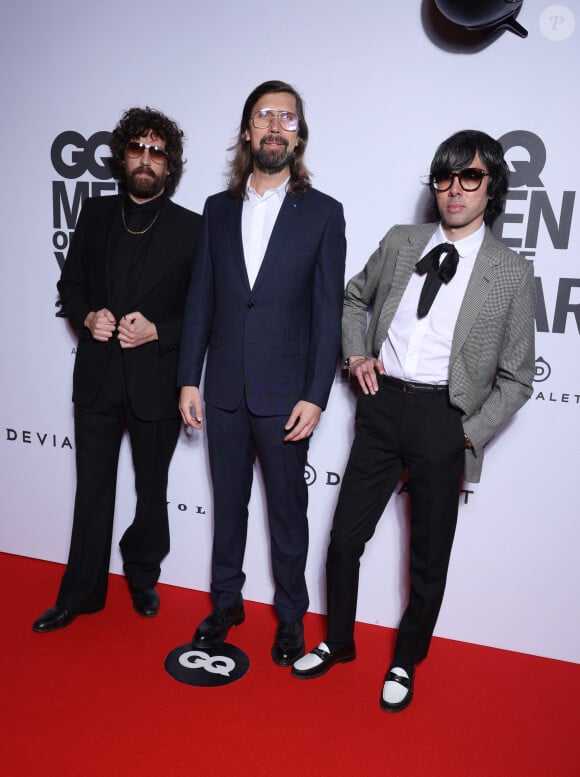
[1,0,578,663]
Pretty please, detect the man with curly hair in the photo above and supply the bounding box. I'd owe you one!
[33,107,201,633]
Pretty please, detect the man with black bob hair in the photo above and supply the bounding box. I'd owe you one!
[293,130,535,713]
[33,107,201,633]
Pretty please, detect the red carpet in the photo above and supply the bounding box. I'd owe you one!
[2,552,578,776]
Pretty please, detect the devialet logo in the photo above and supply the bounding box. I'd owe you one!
[304,462,342,487]
[5,428,73,450]
[532,356,580,405]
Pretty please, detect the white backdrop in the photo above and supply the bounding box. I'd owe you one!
[1,0,578,663]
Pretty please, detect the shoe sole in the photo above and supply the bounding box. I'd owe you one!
[32,614,78,633]
[133,606,159,617]
[271,645,306,667]
[291,652,356,679]
[379,690,413,713]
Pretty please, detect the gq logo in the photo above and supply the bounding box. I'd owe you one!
[51,131,112,180]
[494,130,575,257]
[492,130,578,335]
[179,650,236,675]
[165,642,250,687]
[51,130,117,279]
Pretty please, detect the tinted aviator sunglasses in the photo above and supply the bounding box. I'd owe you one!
[126,140,168,164]
[431,168,490,192]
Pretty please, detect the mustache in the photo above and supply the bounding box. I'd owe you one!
[260,135,289,148]
[130,166,156,178]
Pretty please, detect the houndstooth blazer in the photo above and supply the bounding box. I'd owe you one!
[342,223,535,482]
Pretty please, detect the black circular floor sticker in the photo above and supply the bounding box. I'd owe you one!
[165,643,250,687]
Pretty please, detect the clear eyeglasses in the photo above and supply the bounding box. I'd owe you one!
[251,109,299,132]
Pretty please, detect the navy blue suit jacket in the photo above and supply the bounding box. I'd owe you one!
[178,187,346,415]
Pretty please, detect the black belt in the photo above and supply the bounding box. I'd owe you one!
[381,375,448,394]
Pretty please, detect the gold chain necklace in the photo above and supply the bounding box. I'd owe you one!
[121,204,160,235]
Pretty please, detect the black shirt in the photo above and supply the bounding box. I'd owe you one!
[109,193,168,319]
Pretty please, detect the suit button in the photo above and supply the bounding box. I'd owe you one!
[247,302,255,309]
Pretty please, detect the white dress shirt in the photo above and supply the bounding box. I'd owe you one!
[241,175,289,289]
[380,223,485,384]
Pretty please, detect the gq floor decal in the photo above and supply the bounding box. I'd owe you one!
[165,643,250,687]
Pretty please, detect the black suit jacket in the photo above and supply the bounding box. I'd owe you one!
[58,194,200,420]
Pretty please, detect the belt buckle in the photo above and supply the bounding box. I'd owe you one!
[402,382,414,393]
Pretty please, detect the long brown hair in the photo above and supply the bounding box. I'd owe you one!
[227,80,311,199]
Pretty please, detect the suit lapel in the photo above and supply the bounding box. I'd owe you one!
[104,196,122,304]
[227,197,250,290]
[250,193,300,295]
[391,231,432,310]
[451,229,501,358]
[375,226,435,338]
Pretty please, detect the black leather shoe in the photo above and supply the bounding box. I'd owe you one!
[192,602,245,647]
[379,667,414,713]
[32,606,77,633]
[130,587,160,617]
[272,620,305,666]
[291,641,356,679]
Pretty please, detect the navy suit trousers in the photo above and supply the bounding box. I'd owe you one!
[206,400,310,623]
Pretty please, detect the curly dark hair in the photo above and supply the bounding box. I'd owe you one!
[109,107,185,197]
[428,129,509,225]
[228,80,311,199]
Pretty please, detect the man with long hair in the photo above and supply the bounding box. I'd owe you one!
[293,130,535,712]
[33,108,200,632]
[178,80,346,665]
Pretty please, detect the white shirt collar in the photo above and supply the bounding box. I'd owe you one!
[434,222,486,258]
[246,174,289,201]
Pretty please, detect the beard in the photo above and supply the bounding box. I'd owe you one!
[125,166,165,199]
[252,135,295,174]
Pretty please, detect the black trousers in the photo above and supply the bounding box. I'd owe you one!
[57,349,181,613]
[326,375,465,668]
[205,401,310,623]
